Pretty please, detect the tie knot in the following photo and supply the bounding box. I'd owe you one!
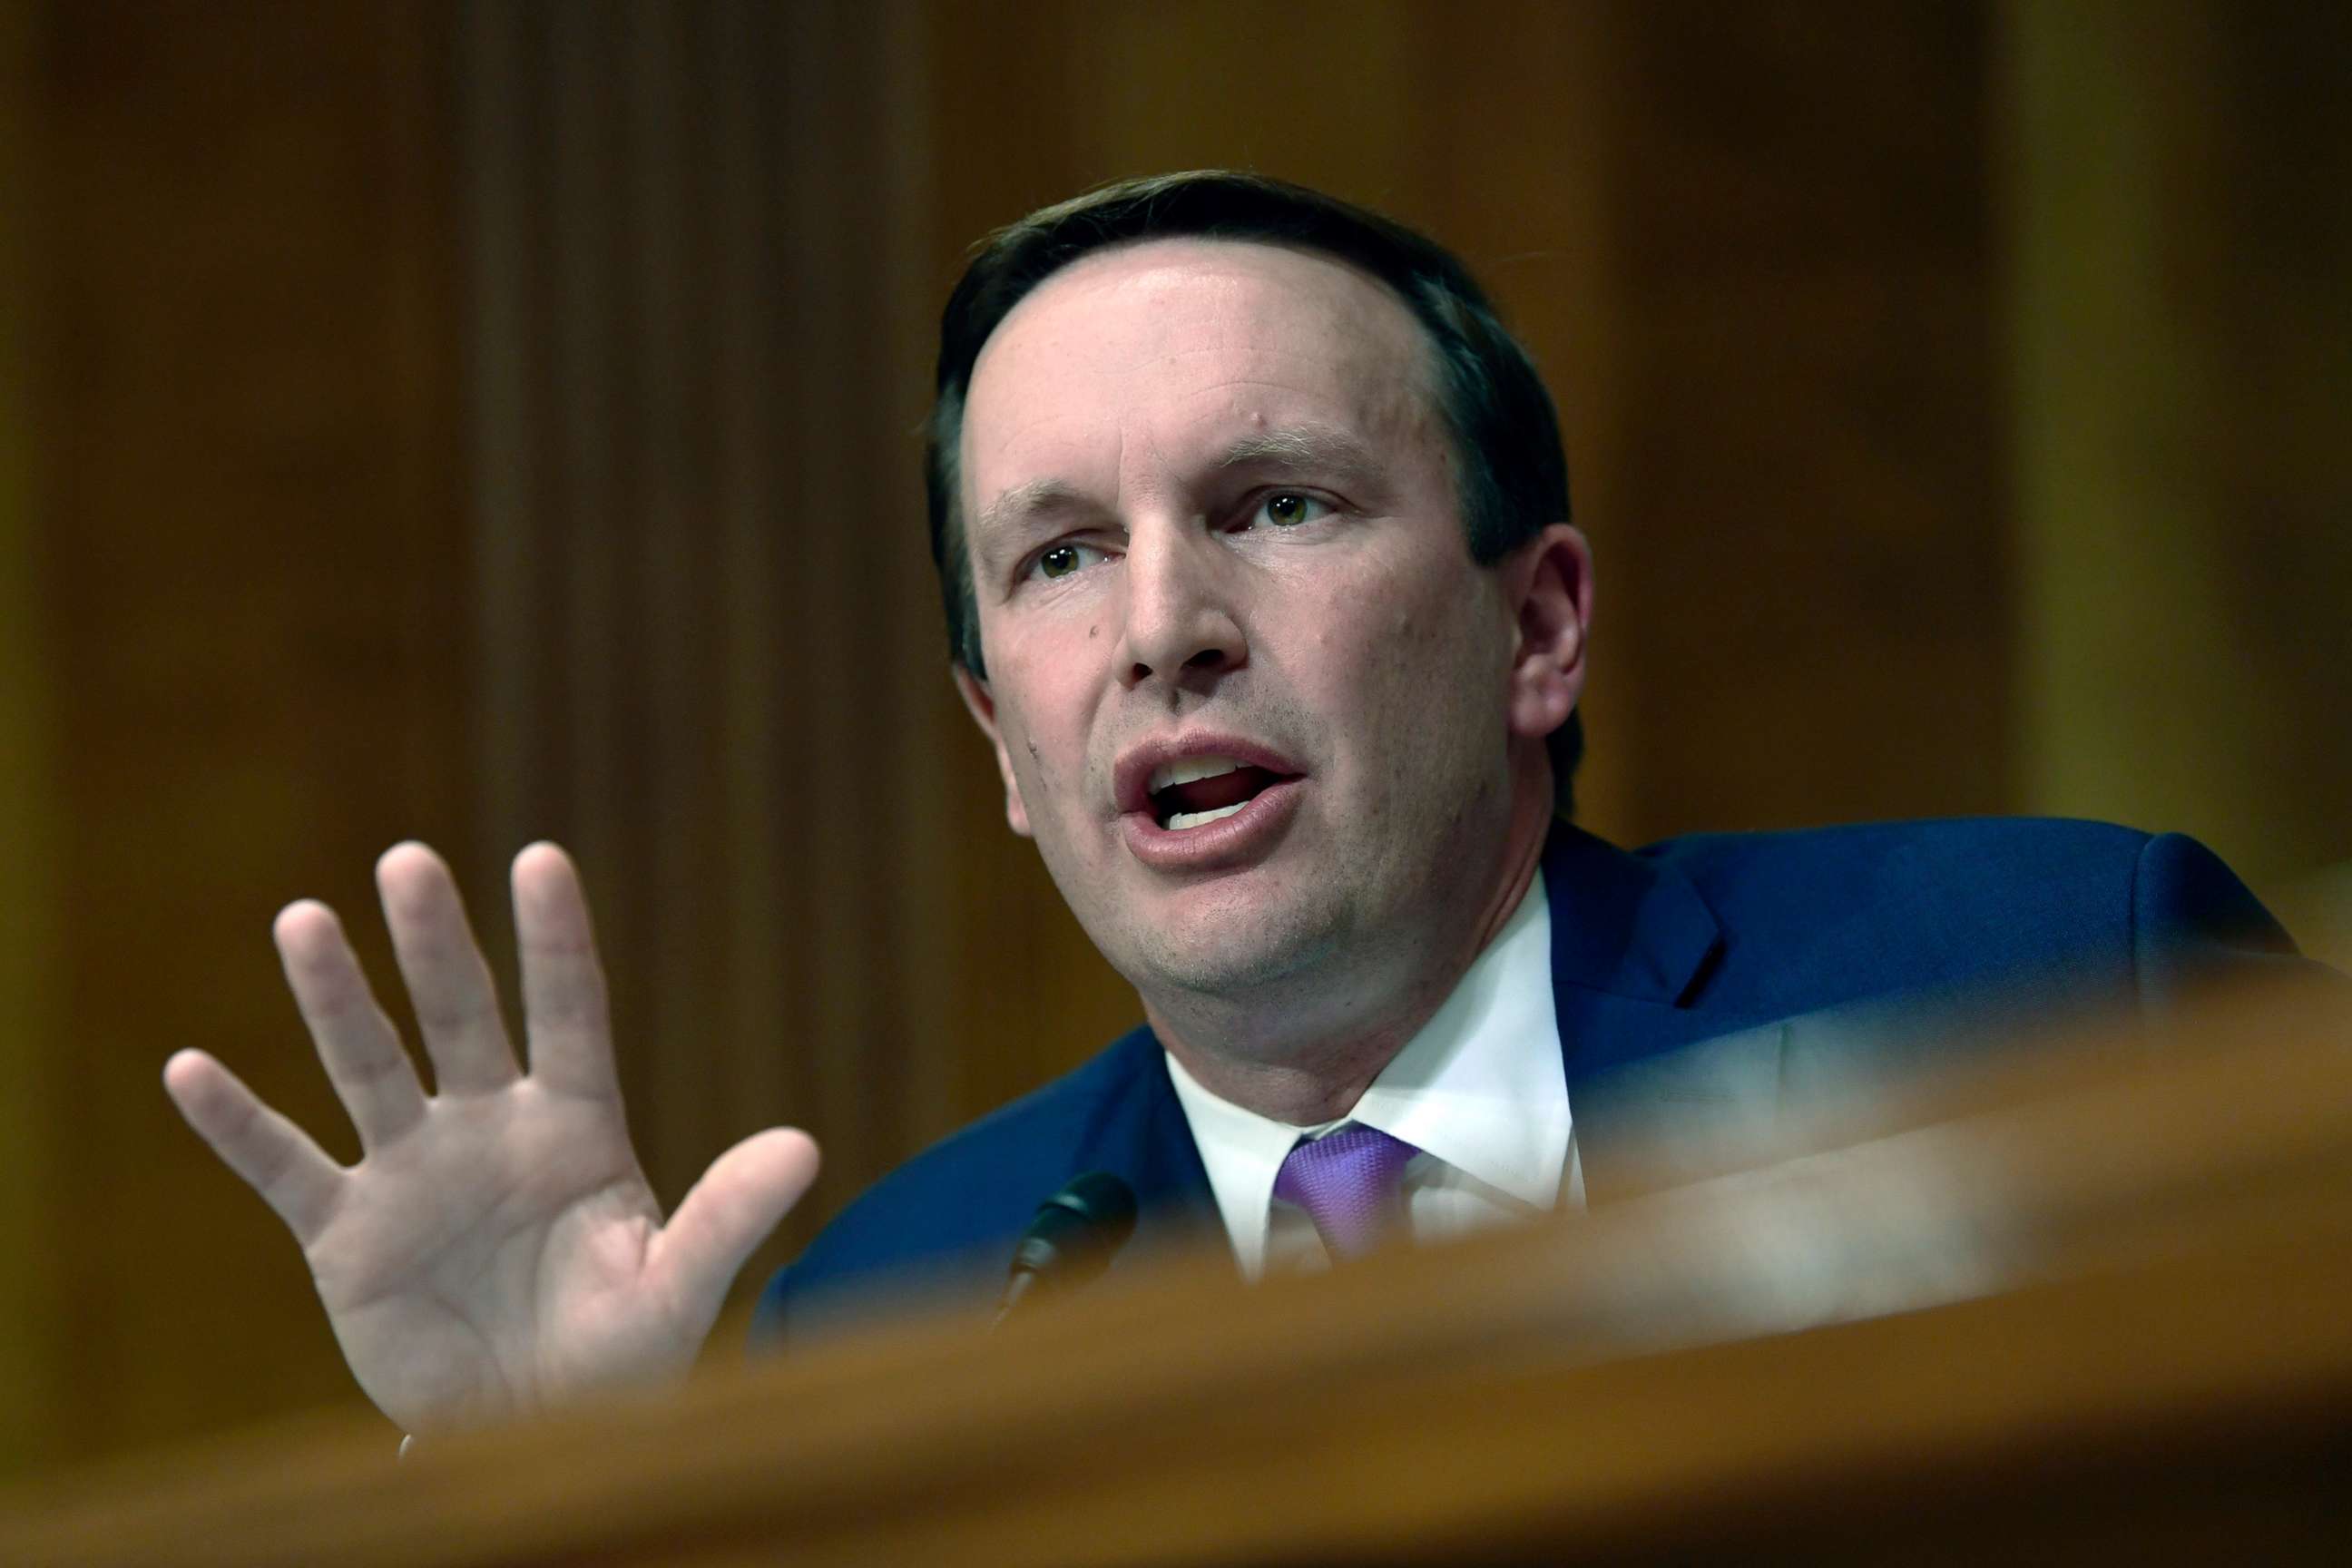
[1272,1123,1419,1259]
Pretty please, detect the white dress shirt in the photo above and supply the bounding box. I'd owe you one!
[1164,870,1580,1278]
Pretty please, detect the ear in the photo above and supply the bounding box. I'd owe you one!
[1503,523,1594,743]
[952,665,1034,838]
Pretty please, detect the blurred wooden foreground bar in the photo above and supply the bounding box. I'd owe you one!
[7,975,2350,1565]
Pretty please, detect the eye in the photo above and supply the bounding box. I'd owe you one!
[1032,541,1105,582]
[1248,491,1333,529]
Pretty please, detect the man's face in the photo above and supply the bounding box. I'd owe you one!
[956,239,1529,1013]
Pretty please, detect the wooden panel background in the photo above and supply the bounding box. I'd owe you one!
[2004,0,2352,880]
[6,0,472,1466]
[0,0,58,1478]
[0,0,2343,1477]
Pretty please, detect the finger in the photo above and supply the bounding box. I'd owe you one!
[512,842,622,1102]
[377,842,520,1096]
[162,1049,346,1245]
[651,1129,820,1329]
[274,900,429,1149]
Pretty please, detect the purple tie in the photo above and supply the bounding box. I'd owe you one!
[1272,1124,1420,1259]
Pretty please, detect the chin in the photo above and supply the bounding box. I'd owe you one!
[1113,894,1352,1000]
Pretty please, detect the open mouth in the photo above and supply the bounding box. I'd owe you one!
[1147,757,1293,830]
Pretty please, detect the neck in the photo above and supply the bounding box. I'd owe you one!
[1150,750,1556,1123]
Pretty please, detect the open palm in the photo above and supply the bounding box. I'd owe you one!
[163,843,819,1436]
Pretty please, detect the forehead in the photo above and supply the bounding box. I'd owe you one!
[960,238,1438,498]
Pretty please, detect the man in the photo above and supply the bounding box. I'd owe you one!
[162,172,2311,1439]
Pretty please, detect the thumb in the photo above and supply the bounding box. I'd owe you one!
[652,1127,821,1328]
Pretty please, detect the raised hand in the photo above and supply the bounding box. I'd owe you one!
[162,842,819,1436]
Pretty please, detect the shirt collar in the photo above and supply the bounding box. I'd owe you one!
[1163,869,1569,1275]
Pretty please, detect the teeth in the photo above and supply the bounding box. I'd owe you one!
[1166,801,1248,830]
[1148,755,1243,794]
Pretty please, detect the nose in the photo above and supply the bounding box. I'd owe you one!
[1114,519,1246,691]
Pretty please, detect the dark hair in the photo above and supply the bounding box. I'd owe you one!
[925,170,1583,811]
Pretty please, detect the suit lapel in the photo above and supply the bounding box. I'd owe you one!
[1539,823,1799,1201]
[1541,822,1721,1023]
[1063,1028,1222,1275]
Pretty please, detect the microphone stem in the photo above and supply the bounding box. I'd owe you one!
[991,1269,1040,1331]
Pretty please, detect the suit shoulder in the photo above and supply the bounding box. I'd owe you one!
[1636,817,2165,1013]
[1643,815,2153,893]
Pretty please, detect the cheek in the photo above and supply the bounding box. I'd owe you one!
[985,651,1101,810]
[998,702,1057,792]
[1279,557,1509,786]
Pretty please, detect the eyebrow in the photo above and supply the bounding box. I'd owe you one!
[975,477,1095,544]
[967,480,1103,588]
[970,422,1392,560]
[1208,424,1387,487]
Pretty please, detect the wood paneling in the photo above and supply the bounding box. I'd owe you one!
[1564,2,2010,843]
[26,0,466,1463]
[2004,0,2352,895]
[0,0,64,1479]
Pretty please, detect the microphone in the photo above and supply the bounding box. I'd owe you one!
[993,1171,1138,1328]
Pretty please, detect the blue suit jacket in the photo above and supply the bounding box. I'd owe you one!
[754,817,2315,1347]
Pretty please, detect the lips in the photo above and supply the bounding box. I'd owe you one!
[1112,734,1307,871]
[1146,759,1287,828]
[1113,734,1304,821]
